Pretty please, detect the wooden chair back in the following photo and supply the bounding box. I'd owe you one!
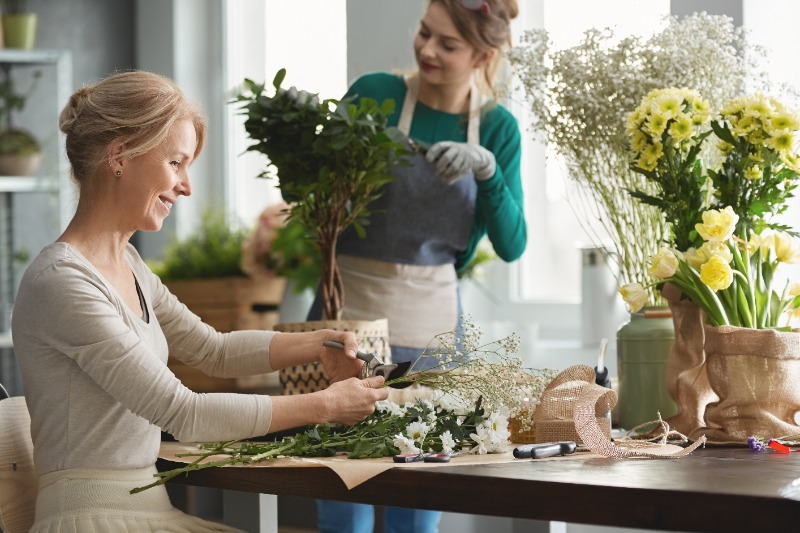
[0,395,37,533]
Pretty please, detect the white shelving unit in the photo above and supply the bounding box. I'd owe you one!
[0,49,73,389]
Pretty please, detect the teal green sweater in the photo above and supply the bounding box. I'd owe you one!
[345,72,527,271]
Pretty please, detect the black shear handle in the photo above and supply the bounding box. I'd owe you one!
[322,340,379,364]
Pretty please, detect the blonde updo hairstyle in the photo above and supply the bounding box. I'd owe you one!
[58,70,207,186]
[429,0,518,100]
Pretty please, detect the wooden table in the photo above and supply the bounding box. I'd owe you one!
[159,447,800,532]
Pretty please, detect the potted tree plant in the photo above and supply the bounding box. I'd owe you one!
[236,68,407,393]
[0,66,41,176]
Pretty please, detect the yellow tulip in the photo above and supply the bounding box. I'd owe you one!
[648,247,679,279]
[772,232,800,264]
[700,255,734,291]
[619,283,648,313]
[695,206,739,243]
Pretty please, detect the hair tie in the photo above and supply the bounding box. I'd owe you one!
[461,0,491,15]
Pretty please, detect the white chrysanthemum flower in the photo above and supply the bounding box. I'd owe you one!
[469,424,491,455]
[440,430,456,454]
[406,421,432,442]
[393,434,420,455]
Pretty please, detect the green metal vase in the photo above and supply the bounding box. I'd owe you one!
[616,307,678,431]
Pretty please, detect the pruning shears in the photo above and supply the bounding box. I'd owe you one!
[322,341,413,388]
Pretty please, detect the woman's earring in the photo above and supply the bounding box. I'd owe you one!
[115,170,122,177]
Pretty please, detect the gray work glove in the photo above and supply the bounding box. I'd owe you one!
[425,141,496,184]
[280,86,320,107]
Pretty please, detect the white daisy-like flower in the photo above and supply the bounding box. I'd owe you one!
[393,434,420,455]
[406,421,432,442]
[440,430,456,454]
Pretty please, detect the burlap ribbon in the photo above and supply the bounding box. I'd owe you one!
[535,365,706,458]
[662,283,718,437]
[700,325,800,444]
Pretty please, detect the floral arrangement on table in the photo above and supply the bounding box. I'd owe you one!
[619,89,800,329]
[240,201,322,295]
[133,319,557,494]
[508,12,773,307]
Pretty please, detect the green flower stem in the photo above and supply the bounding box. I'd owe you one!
[735,279,754,328]
[730,241,756,326]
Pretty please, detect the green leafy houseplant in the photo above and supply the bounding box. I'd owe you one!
[240,201,322,295]
[0,66,41,175]
[149,209,248,281]
[236,68,408,321]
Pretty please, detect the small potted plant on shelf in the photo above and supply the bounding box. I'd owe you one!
[1,0,38,50]
[0,67,41,176]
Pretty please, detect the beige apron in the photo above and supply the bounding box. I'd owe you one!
[339,76,481,353]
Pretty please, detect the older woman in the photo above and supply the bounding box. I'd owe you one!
[12,70,388,532]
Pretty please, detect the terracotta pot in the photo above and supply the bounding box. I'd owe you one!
[0,152,41,176]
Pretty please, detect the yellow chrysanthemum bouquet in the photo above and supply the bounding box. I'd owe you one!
[620,89,800,329]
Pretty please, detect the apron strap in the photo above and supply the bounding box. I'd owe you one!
[400,74,481,145]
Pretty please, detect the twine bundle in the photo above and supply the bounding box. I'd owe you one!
[535,365,706,458]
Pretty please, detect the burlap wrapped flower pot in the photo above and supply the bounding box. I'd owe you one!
[700,325,800,444]
[661,283,718,437]
[274,318,390,394]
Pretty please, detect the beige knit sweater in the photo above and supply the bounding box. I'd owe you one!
[13,242,277,476]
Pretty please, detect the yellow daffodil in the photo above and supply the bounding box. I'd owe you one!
[695,206,739,243]
[619,283,647,313]
[648,247,679,279]
[700,255,734,291]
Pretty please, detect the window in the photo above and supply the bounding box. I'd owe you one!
[510,0,670,303]
[225,0,348,226]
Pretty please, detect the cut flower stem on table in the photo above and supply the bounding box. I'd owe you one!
[134,318,555,494]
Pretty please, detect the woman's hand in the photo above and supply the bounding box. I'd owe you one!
[426,141,496,183]
[321,376,389,426]
[318,330,363,383]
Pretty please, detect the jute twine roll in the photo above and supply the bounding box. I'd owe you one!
[530,365,611,445]
[534,365,706,458]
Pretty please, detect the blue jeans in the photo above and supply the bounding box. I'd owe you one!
[316,500,441,533]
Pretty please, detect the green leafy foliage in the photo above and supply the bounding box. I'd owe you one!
[149,209,248,280]
[235,68,410,319]
[269,216,322,294]
[133,397,491,494]
[0,128,39,155]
